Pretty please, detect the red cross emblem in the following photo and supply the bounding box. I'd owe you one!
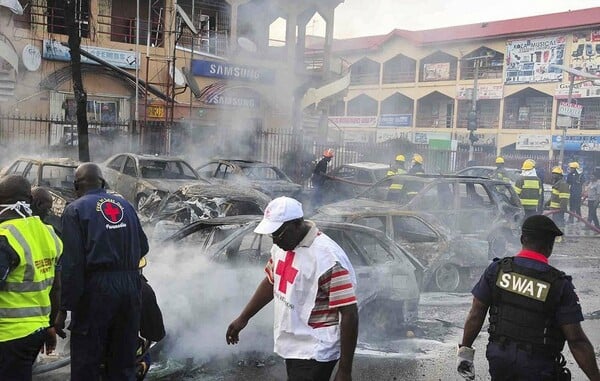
[100,201,123,223]
[275,251,298,294]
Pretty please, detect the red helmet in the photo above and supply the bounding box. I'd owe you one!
[323,148,334,158]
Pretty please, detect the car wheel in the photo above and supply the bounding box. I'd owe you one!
[136,194,148,210]
[433,263,462,292]
[488,230,512,259]
[359,299,404,340]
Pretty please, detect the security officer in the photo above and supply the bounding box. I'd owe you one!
[514,159,543,218]
[548,166,570,241]
[54,163,149,381]
[457,215,600,381]
[0,175,62,381]
[566,162,585,223]
[408,153,425,174]
[387,154,407,202]
[492,156,511,183]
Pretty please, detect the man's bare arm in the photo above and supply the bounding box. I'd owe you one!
[337,303,358,377]
[460,297,489,348]
[561,323,600,381]
[226,277,274,344]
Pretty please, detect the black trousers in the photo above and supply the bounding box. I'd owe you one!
[568,196,581,221]
[285,358,338,381]
[588,200,599,228]
[0,327,47,381]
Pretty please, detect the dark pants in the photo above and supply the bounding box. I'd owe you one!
[285,359,338,381]
[0,327,47,381]
[588,200,599,228]
[70,273,141,381]
[487,342,558,381]
[568,196,581,222]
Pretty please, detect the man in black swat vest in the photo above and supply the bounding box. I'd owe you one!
[457,215,600,381]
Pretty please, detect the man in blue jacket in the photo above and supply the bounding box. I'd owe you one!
[54,163,149,381]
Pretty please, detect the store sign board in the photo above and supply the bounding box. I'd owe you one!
[423,62,450,81]
[570,30,600,81]
[552,135,600,151]
[191,60,275,83]
[42,39,139,69]
[378,114,412,127]
[456,132,497,147]
[556,116,571,128]
[555,82,600,99]
[376,130,411,143]
[413,132,451,145]
[505,35,566,84]
[198,82,261,108]
[147,105,165,118]
[456,85,503,100]
[558,102,583,118]
[329,116,377,128]
[516,134,551,150]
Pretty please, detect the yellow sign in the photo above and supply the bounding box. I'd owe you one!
[147,105,165,118]
[496,270,550,301]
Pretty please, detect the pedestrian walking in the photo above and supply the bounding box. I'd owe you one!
[548,166,570,241]
[311,148,334,207]
[54,163,149,381]
[586,172,600,228]
[457,215,600,381]
[408,153,425,174]
[514,159,543,218]
[566,162,585,223]
[226,196,358,381]
[0,175,63,381]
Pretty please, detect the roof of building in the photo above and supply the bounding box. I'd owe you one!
[309,7,600,53]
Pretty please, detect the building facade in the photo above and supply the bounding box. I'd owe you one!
[324,8,600,164]
[0,0,346,157]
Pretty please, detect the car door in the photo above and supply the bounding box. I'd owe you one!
[104,155,127,195]
[7,160,31,178]
[119,156,139,202]
[23,163,40,186]
[455,181,496,235]
[391,215,440,267]
[408,180,459,229]
[196,162,219,180]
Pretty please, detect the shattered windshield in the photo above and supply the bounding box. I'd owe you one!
[140,160,198,180]
[40,165,77,188]
[240,166,285,181]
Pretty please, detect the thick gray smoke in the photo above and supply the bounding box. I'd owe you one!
[144,244,274,361]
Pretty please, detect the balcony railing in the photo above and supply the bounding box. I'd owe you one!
[382,70,416,84]
[177,30,229,57]
[97,13,164,47]
[350,72,379,86]
[415,116,454,128]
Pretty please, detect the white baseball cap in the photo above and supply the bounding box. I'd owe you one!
[254,196,304,234]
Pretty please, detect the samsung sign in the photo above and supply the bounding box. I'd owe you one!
[191,60,275,83]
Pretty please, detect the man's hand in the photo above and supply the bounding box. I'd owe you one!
[226,317,248,345]
[54,310,67,339]
[457,345,475,380]
[334,368,352,381]
[41,327,57,355]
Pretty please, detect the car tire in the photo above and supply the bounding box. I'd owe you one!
[432,263,463,292]
[488,229,513,259]
[359,299,405,340]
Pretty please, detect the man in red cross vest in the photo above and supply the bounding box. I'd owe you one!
[226,196,358,381]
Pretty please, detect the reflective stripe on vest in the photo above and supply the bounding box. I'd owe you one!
[0,218,61,342]
[519,178,541,209]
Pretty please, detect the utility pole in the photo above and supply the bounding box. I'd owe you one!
[558,75,575,167]
[65,0,90,162]
[464,53,492,162]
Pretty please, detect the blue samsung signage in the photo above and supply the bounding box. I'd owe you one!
[191,60,275,83]
[378,114,412,127]
[552,135,600,151]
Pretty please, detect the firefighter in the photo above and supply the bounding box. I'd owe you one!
[311,148,334,207]
[457,215,600,381]
[492,156,511,183]
[514,159,543,218]
[548,166,570,242]
[566,162,585,223]
[0,175,63,381]
[408,154,425,174]
[387,155,406,202]
[54,163,149,380]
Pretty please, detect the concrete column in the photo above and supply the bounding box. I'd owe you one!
[296,22,306,71]
[323,9,334,77]
[229,3,239,51]
[286,12,297,64]
[497,97,506,156]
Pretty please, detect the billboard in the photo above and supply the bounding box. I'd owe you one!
[423,62,451,81]
[552,135,600,151]
[516,134,551,151]
[570,30,600,80]
[328,116,377,128]
[42,39,139,70]
[378,114,412,127]
[505,36,566,84]
[456,85,503,100]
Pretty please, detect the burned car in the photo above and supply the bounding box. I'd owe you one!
[138,183,270,227]
[1,157,79,219]
[313,208,489,292]
[102,153,208,209]
[196,159,302,198]
[321,162,390,203]
[318,174,525,259]
[160,215,423,338]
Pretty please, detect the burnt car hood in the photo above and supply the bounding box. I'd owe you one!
[248,180,301,194]
[138,184,270,225]
[142,179,209,193]
[317,198,393,216]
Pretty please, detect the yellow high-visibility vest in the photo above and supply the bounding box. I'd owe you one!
[0,217,62,342]
[388,168,406,190]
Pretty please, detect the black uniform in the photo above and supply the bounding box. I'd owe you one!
[61,188,149,381]
[472,252,583,380]
[408,163,424,175]
[566,171,585,221]
[311,157,331,206]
